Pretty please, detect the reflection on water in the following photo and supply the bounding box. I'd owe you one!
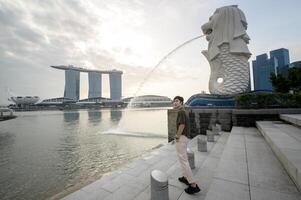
[110,109,122,122]
[64,111,80,123]
[0,108,168,200]
[0,132,15,166]
[88,110,102,124]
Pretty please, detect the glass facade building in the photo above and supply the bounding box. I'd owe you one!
[270,48,290,69]
[270,48,290,77]
[252,48,290,91]
[186,94,235,107]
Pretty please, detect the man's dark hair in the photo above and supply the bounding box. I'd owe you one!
[173,96,184,104]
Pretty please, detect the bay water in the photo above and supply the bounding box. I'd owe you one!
[0,108,169,199]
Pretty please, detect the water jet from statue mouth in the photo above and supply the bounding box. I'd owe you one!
[205,29,212,35]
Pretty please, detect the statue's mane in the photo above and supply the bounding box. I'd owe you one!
[208,5,251,60]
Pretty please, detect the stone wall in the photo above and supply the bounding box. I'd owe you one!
[168,108,301,142]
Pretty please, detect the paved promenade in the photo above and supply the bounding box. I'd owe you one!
[61,126,301,200]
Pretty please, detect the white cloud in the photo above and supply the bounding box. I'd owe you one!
[1,0,301,105]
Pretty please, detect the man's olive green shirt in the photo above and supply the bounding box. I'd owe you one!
[176,107,189,137]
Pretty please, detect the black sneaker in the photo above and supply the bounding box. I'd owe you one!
[178,176,189,186]
[185,184,201,194]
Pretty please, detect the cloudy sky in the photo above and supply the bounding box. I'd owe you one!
[1,0,301,105]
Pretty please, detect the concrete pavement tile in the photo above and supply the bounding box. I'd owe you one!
[125,159,151,169]
[168,177,187,189]
[281,148,301,167]
[177,189,203,200]
[166,162,181,177]
[204,178,249,200]
[133,186,150,200]
[250,186,301,200]
[80,178,113,193]
[62,189,110,200]
[296,170,301,191]
[226,140,245,149]
[101,173,146,193]
[214,158,248,185]
[249,171,300,195]
[150,158,177,172]
[169,185,185,200]
[142,154,162,165]
[200,156,220,170]
[280,114,301,127]
[122,162,151,177]
[221,147,246,163]
[134,168,152,185]
[208,143,225,158]
[133,184,184,200]
[103,185,143,200]
[193,166,216,197]
[273,123,301,143]
[248,160,288,178]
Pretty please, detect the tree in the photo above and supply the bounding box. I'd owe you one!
[270,73,290,93]
[288,67,301,91]
[270,67,301,93]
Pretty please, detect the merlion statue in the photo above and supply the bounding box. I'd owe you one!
[201,5,251,95]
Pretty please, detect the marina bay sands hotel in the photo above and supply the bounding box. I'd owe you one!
[51,65,122,101]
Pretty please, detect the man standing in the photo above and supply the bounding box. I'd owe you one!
[173,96,200,194]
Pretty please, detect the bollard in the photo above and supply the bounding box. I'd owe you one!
[216,123,222,133]
[198,137,207,152]
[151,170,169,200]
[212,125,219,135]
[187,148,195,169]
[206,130,215,142]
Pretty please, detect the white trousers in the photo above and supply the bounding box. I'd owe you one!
[175,135,195,183]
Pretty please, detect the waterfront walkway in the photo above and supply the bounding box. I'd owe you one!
[61,115,301,200]
[0,108,16,121]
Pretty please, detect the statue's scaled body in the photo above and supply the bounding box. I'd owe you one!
[201,5,251,95]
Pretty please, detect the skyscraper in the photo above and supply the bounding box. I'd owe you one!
[270,48,290,77]
[88,72,102,98]
[270,48,290,68]
[109,72,122,100]
[64,69,80,100]
[252,48,290,91]
[252,54,277,91]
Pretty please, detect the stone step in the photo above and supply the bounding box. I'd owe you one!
[204,126,301,200]
[281,114,301,128]
[256,121,301,192]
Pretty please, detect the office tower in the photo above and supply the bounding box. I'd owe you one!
[270,48,290,77]
[64,69,80,100]
[109,72,122,100]
[88,72,102,98]
[252,54,277,91]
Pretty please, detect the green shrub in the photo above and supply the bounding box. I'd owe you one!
[235,92,301,108]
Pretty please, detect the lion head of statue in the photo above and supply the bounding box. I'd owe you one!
[201,5,251,61]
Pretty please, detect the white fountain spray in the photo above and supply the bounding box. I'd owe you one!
[106,35,206,136]
[128,35,205,108]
